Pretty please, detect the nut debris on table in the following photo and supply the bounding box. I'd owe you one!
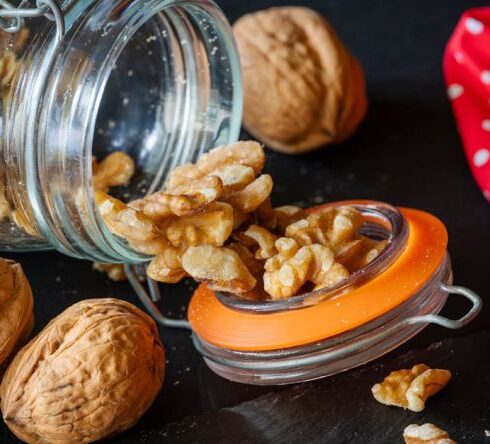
[371,364,452,412]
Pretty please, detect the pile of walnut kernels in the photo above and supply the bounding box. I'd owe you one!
[95,142,386,300]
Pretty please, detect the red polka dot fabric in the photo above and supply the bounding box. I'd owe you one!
[444,7,490,202]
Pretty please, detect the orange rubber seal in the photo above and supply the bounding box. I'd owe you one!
[188,207,448,351]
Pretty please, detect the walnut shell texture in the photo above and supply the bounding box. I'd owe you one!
[0,258,34,371]
[0,298,165,443]
[233,7,367,154]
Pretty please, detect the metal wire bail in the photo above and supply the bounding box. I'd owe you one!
[124,264,191,330]
[0,0,65,42]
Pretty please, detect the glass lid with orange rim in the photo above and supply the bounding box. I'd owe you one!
[126,200,482,385]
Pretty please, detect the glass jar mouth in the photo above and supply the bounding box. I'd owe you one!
[215,201,409,313]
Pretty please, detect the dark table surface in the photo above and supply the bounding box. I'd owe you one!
[3,0,490,443]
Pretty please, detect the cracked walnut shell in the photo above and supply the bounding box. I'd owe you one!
[0,258,33,371]
[371,364,451,412]
[233,7,367,154]
[403,423,456,444]
[0,298,164,444]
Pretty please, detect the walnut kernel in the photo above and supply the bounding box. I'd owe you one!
[182,245,256,293]
[371,364,451,412]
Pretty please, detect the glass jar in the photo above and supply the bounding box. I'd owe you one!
[0,0,241,262]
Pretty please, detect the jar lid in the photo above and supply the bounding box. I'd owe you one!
[188,207,448,351]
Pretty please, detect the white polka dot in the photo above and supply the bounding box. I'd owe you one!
[447,83,464,99]
[465,17,484,35]
[483,120,490,131]
[454,51,465,63]
[481,71,490,85]
[484,190,490,201]
[473,148,490,167]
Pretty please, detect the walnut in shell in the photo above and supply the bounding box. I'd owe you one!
[0,258,33,370]
[233,7,367,153]
[0,298,165,444]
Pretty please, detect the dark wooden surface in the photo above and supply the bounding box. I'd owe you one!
[2,0,490,443]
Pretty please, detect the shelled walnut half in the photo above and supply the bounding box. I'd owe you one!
[371,364,452,412]
[233,7,367,154]
[0,298,164,444]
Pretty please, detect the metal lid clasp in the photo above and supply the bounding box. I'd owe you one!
[0,0,65,42]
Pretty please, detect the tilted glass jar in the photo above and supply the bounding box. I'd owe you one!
[0,0,241,262]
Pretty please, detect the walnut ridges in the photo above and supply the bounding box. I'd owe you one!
[0,258,33,370]
[0,298,165,444]
[233,7,367,154]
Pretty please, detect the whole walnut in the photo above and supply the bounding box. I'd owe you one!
[1,298,165,443]
[233,7,367,154]
[0,258,34,371]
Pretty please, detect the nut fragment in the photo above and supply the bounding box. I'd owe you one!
[228,242,265,278]
[286,206,364,252]
[166,141,264,191]
[213,164,256,194]
[131,175,223,218]
[253,201,306,232]
[243,224,278,259]
[92,151,135,193]
[147,246,187,283]
[182,245,256,293]
[93,262,126,281]
[274,205,306,233]
[166,163,203,189]
[403,424,456,444]
[264,239,347,299]
[223,174,273,213]
[0,298,165,444]
[159,201,234,249]
[0,258,33,370]
[196,141,265,175]
[96,191,163,243]
[233,7,367,153]
[371,364,451,412]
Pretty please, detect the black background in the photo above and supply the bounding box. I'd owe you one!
[2,0,490,443]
